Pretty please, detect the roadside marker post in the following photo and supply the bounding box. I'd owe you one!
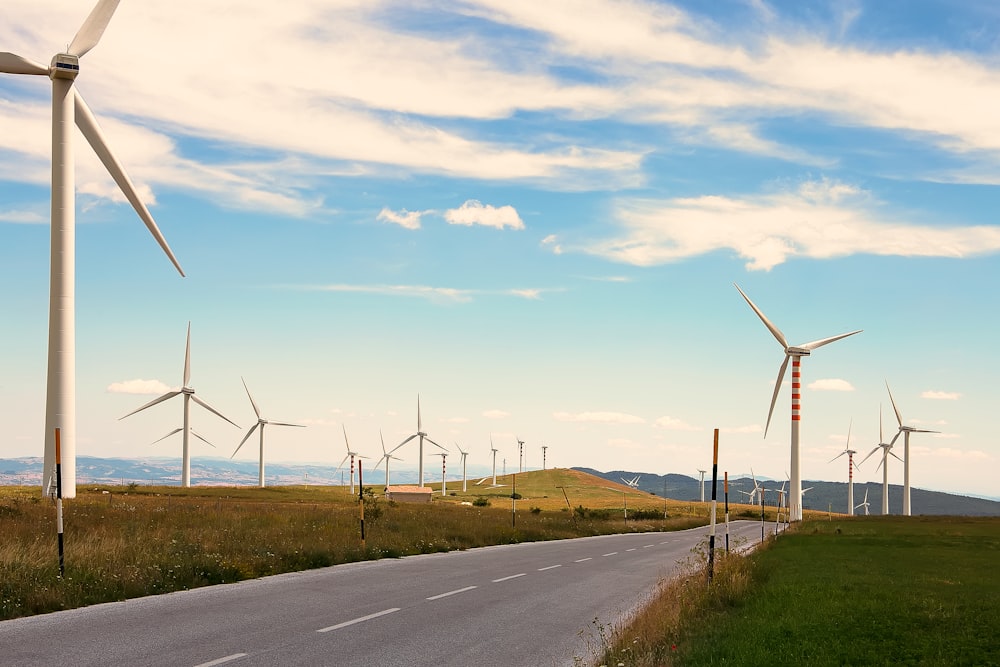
[358,462,365,548]
[724,471,730,554]
[55,428,65,578]
[708,429,719,584]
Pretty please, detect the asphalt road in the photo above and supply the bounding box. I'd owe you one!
[1,520,777,666]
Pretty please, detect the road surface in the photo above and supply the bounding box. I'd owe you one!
[1,520,777,666]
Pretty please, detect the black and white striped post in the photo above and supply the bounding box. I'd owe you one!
[708,429,719,584]
[55,427,65,578]
[358,461,365,548]
[724,471,730,554]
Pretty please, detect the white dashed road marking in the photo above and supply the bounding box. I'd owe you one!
[602,552,618,557]
[317,608,401,632]
[537,564,562,571]
[194,655,247,667]
[493,573,527,583]
[426,586,477,601]
[574,557,592,563]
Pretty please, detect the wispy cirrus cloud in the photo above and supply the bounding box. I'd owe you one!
[808,378,855,392]
[377,207,425,230]
[106,379,172,395]
[483,409,510,419]
[291,283,559,303]
[922,390,961,400]
[653,415,702,431]
[553,411,645,424]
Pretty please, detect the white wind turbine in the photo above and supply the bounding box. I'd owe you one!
[454,443,470,492]
[373,430,403,489]
[698,469,707,502]
[3,0,185,498]
[120,323,237,487]
[336,426,368,495]
[829,420,859,516]
[735,284,862,522]
[620,475,641,489]
[886,382,939,516]
[394,396,446,487]
[859,406,902,515]
[231,378,305,488]
[738,469,763,505]
[516,437,525,473]
[855,487,871,516]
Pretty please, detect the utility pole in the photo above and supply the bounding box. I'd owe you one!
[541,445,547,470]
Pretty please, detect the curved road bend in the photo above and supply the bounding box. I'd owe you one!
[1,520,777,667]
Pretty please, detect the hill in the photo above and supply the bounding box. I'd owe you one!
[574,467,1000,516]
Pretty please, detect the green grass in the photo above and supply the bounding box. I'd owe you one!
[600,516,1000,667]
[0,471,709,621]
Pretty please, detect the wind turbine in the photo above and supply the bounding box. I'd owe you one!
[735,284,862,522]
[454,443,470,492]
[829,420,859,516]
[3,0,186,498]
[120,323,237,487]
[231,378,305,488]
[516,437,525,473]
[886,382,939,516]
[698,469,707,502]
[394,396,446,487]
[488,435,501,487]
[541,445,548,470]
[738,469,762,505]
[336,425,368,495]
[372,430,403,489]
[434,452,449,496]
[859,406,903,515]
[855,487,871,516]
[620,475,641,489]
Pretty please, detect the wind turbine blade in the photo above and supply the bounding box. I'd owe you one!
[183,322,192,387]
[912,428,939,434]
[425,437,448,452]
[150,428,182,445]
[241,377,261,419]
[764,354,790,438]
[67,0,122,57]
[380,430,387,456]
[342,424,352,453]
[391,434,418,454]
[885,381,904,427]
[858,445,881,466]
[734,283,788,348]
[417,395,422,431]
[120,391,181,419]
[0,52,49,75]
[74,90,185,276]
[799,329,863,351]
[333,454,351,475]
[191,429,216,448]
[888,431,902,448]
[890,450,904,463]
[828,450,847,464]
[846,419,852,449]
[269,421,305,428]
[875,452,886,473]
[191,394,239,427]
[232,422,259,457]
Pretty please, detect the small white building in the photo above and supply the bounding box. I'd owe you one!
[385,485,433,503]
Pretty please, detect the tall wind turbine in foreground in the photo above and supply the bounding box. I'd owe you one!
[231,378,305,488]
[2,0,185,498]
[859,407,902,515]
[735,284,862,522]
[395,396,446,487]
[120,323,237,487]
[886,382,938,516]
[829,420,858,516]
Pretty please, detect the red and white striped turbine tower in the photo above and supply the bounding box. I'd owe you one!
[735,284,862,522]
[829,420,858,516]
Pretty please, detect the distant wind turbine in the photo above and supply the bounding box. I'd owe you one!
[698,469,707,502]
[735,284,862,522]
[829,420,859,516]
[3,0,186,498]
[621,475,641,489]
[738,469,763,505]
[855,487,871,516]
[489,434,500,486]
[859,406,903,515]
[394,396,446,487]
[454,443,470,492]
[120,323,237,487]
[886,382,939,516]
[231,378,305,488]
[516,437,525,473]
[372,430,403,489]
[336,425,368,495]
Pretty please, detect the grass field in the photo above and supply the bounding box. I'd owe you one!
[600,515,1000,667]
[0,469,712,621]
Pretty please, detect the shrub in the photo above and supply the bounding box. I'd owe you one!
[530,507,542,515]
[472,496,490,507]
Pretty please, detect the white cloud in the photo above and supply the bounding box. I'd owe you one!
[443,417,470,424]
[929,446,988,459]
[653,416,702,431]
[808,378,855,392]
[292,283,557,303]
[444,200,525,230]
[553,411,645,424]
[0,208,45,224]
[541,234,564,255]
[921,390,961,400]
[483,409,510,419]
[584,179,1000,270]
[106,379,172,395]
[377,207,425,230]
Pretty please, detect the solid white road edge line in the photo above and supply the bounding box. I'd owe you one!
[426,586,477,601]
[317,608,401,632]
[193,653,248,667]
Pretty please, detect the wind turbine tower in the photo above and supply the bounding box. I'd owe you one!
[455,443,470,492]
[859,406,902,515]
[337,426,368,495]
[517,437,525,473]
[735,284,862,522]
[434,452,448,496]
[373,430,403,489]
[541,445,548,470]
[3,0,186,498]
[829,420,858,516]
[886,382,938,516]
[120,323,238,487]
[232,378,305,488]
[489,435,500,486]
[698,469,707,502]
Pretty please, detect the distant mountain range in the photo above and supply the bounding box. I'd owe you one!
[574,467,1000,517]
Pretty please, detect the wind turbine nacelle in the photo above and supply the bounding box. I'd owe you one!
[786,347,812,356]
[50,54,80,80]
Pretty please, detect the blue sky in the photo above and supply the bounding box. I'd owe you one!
[2,0,998,497]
